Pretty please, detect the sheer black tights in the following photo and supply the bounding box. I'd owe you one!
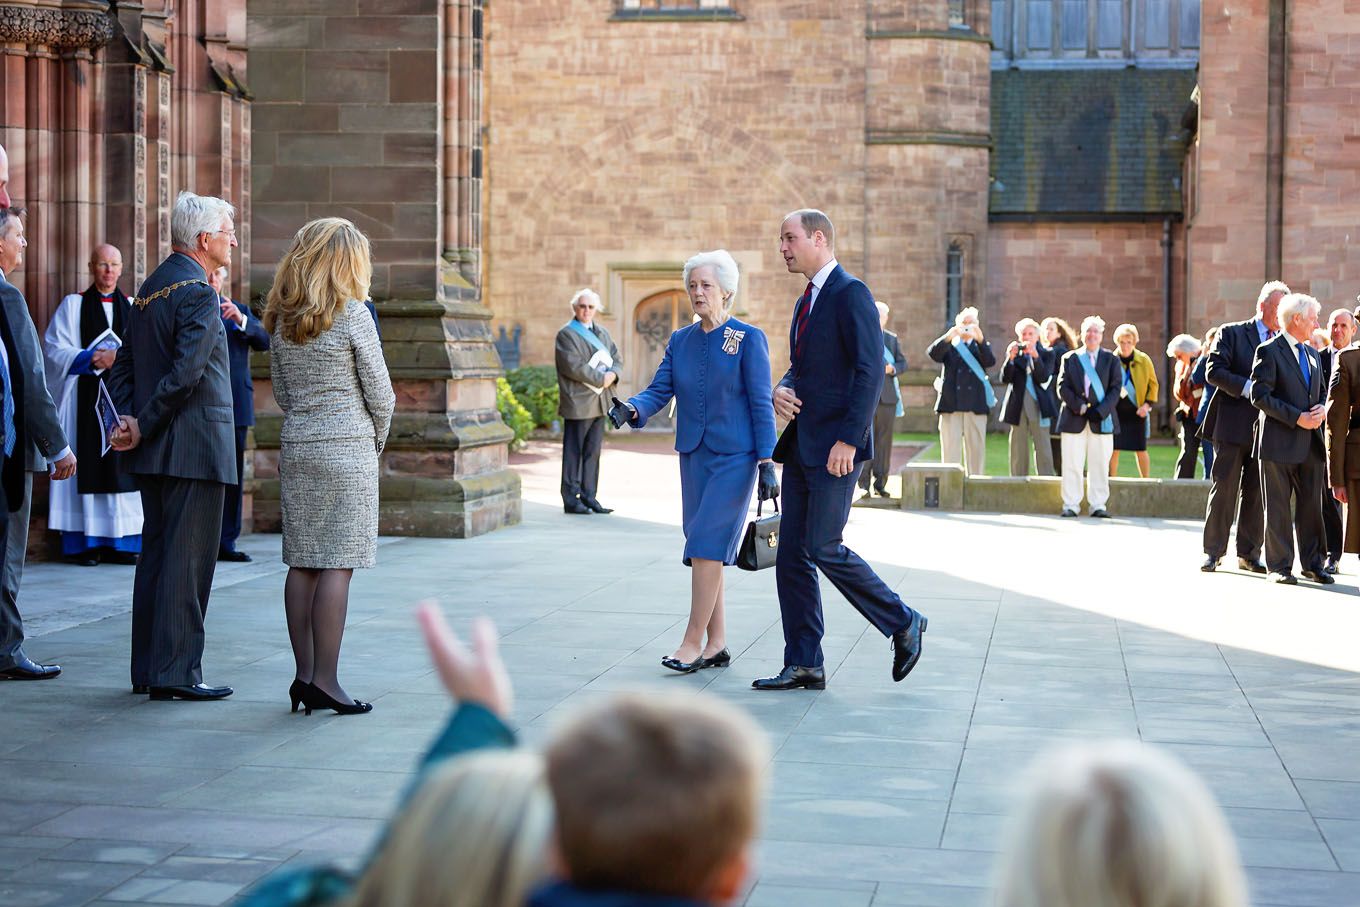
[284,567,355,703]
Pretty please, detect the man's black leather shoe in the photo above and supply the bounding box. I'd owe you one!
[1302,567,1336,585]
[1201,555,1220,572]
[149,683,233,701]
[752,665,826,691]
[105,550,139,565]
[1268,572,1297,585]
[563,500,592,514]
[1059,509,1077,518]
[0,654,61,680]
[891,613,928,682]
[1238,557,1268,574]
[1089,508,1111,519]
[581,498,613,514]
[217,549,252,563]
[132,685,149,694]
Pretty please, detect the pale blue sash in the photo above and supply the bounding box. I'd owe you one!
[1077,352,1114,433]
[567,319,607,353]
[952,339,997,408]
[883,345,904,418]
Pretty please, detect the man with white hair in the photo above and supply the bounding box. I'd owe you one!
[1199,281,1287,574]
[554,288,620,514]
[1249,293,1331,585]
[108,190,239,699]
[927,306,996,476]
[1055,315,1121,517]
[857,300,906,497]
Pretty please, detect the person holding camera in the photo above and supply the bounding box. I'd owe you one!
[608,250,777,674]
[928,306,996,476]
[1000,317,1056,476]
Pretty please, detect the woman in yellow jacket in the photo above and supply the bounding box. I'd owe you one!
[1109,323,1160,478]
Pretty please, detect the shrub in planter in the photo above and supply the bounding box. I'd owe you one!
[496,377,535,451]
[505,365,560,428]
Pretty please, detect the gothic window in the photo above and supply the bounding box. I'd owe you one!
[945,242,964,326]
[949,0,968,29]
[991,0,1199,63]
[612,0,741,18]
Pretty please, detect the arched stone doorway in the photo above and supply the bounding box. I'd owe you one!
[628,288,688,429]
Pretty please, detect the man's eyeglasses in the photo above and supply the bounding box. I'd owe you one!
[205,229,237,239]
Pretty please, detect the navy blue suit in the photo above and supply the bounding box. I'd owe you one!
[220,301,270,552]
[771,264,917,668]
[628,318,775,565]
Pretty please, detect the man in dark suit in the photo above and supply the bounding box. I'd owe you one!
[1001,317,1056,476]
[1316,308,1355,573]
[1200,282,1287,573]
[858,300,906,497]
[1249,293,1332,585]
[109,191,239,701]
[208,265,270,562]
[755,209,925,692]
[1055,316,1121,517]
[0,205,76,681]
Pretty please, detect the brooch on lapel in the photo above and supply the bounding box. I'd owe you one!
[722,327,746,356]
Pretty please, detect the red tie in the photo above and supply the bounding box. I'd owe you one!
[793,282,814,359]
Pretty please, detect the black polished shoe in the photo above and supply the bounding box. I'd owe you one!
[1201,555,1220,572]
[289,678,308,713]
[65,553,99,567]
[149,683,233,701]
[696,648,731,669]
[752,665,826,691]
[1238,557,1268,574]
[132,685,149,694]
[564,500,592,514]
[1267,572,1298,585]
[661,654,702,674]
[1060,508,1078,518]
[0,653,61,681]
[217,549,252,563]
[1089,508,1111,519]
[891,613,928,682]
[581,498,613,514]
[1302,567,1336,585]
[301,682,372,715]
[104,550,139,566]
[875,488,890,498]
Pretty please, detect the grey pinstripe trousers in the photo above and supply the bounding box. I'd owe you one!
[130,475,225,687]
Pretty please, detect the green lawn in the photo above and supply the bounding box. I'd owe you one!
[895,431,1198,479]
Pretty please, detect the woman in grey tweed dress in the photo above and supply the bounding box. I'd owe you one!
[265,218,395,715]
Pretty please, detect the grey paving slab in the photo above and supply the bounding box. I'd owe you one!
[2,440,1357,905]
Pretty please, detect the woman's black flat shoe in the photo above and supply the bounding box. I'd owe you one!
[697,648,731,669]
[661,655,701,674]
[302,682,373,715]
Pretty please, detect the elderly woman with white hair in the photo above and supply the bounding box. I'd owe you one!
[994,740,1248,907]
[1109,322,1159,479]
[609,250,778,673]
[1167,333,1203,478]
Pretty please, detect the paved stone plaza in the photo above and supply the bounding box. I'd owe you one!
[2,438,1359,907]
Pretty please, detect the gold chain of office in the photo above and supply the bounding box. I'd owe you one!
[132,279,212,309]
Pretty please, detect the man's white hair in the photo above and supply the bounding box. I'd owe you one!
[1277,292,1320,328]
[682,249,740,306]
[1328,308,1356,327]
[955,306,979,326]
[1080,315,1105,335]
[1256,280,1291,308]
[1165,333,1201,358]
[171,190,235,249]
[568,288,601,312]
[1014,317,1040,336]
[875,301,890,318]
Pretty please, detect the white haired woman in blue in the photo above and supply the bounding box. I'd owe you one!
[609,250,778,674]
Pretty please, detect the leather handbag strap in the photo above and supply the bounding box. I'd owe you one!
[756,497,780,518]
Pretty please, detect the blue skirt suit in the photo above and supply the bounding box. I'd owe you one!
[628,318,778,565]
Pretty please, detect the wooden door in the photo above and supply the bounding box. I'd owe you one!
[628,289,688,430]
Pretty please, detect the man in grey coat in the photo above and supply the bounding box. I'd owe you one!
[109,191,238,701]
[0,202,76,681]
[555,288,620,514]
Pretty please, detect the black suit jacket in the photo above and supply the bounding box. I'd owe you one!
[1249,333,1324,465]
[0,299,26,510]
[878,330,906,407]
[221,301,271,428]
[0,271,67,472]
[109,252,236,484]
[1203,318,1270,447]
[999,347,1055,426]
[1055,347,1122,435]
[927,333,996,415]
[773,264,882,467]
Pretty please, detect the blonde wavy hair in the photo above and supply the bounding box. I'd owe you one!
[347,750,552,907]
[264,217,372,344]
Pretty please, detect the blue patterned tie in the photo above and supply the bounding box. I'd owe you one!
[1298,342,1311,390]
[2,360,13,458]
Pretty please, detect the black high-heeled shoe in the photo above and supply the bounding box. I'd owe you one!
[302,682,373,716]
[697,648,731,669]
[661,655,701,674]
[289,678,308,713]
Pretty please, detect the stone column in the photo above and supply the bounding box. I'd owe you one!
[248,0,519,538]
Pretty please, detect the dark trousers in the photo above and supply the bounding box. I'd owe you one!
[561,417,604,505]
[1050,435,1062,474]
[1322,482,1344,562]
[1202,437,1215,475]
[1174,413,1201,478]
[131,475,225,687]
[1261,456,1326,574]
[1202,440,1264,560]
[775,456,914,668]
[0,477,16,669]
[858,404,896,492]
[221,426,249,552]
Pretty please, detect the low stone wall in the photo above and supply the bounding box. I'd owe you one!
[899,462,1210,519]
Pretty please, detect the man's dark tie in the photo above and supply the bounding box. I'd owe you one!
[1298,342,1311,391]
[793,281,814,359]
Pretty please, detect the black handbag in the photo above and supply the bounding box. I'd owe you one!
[736,499,780,571]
